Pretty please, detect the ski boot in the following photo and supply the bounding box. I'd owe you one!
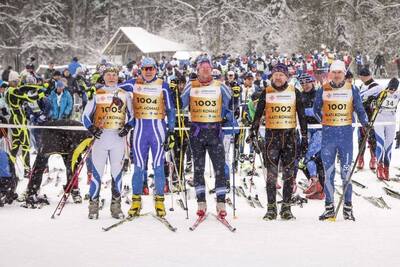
[88,198,99,219]
[319,203,335,221]
[377,162,385,180]
[303,177,322,195]
[263,203,277,221]
[110,196,124,219]
[154,195,166,217]
[23,193,49,209]
[343,203,355,221]
[127,194,142,217]
[369,154,377,170]
[216,202,227,219]
[384,165,390,181]
[356,157,364,169]
[280,203,295,220]
[197,201,207,217]
[71,188,83,204]
[185,161,192,173]
[306,190,325,200]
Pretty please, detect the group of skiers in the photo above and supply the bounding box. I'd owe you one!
[0,53,399,224]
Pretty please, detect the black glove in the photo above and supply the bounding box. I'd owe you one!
[88,125,103,139]
[164,131,175,151]
[396,131,400,149]
[119,124,133,137]
[300,135,308,157]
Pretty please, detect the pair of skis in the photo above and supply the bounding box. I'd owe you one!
[189,213,236,232]
[102,213,177,232]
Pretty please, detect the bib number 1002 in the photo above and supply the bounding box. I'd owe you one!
[270,106,292,112]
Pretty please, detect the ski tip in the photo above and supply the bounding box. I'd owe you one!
[327,217,336,222]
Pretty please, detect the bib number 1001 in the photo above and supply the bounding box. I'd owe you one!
[328,104,347,110]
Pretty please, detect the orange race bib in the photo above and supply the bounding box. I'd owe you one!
[322,82,353,126]
[190,80,222,123]
[264,85,297,129]
[94,89,127,129]
[133,79,165,119]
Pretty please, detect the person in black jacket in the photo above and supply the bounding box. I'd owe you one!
[248,63,308,220]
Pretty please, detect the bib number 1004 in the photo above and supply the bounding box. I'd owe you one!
[136,97,157,104]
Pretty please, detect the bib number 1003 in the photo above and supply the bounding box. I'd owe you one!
[194,100,216,106]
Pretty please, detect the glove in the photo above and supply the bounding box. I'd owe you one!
[37,114,47,123]
[164,131,175,151]
[300,135,308,157]
[304,108,314,117]
[118,124,133,137]
[88,125,103,139]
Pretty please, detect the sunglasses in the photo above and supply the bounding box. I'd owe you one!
[142,67,155,72]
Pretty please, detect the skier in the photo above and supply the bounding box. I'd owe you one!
[313,60,368,221]
[0,150,18,206]
[357,68,383,170]
[248,63,308,220]
[181,56,232,219]
[298,73,324,200]
[374,78,400,180]
[82,65,134,219]
[119,58,175,218]
[6,71,45,178]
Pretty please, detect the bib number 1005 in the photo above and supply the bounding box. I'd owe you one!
[101,106,121,113]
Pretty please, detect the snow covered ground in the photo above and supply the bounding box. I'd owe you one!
[1,141,400,267]
[1,79,400,267]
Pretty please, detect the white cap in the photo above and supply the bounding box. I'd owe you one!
[8,70,20,82]
[330,60,346,73]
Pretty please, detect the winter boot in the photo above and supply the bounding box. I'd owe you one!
[306,191,325,200]
[356,157,364,169]
[110,196,124,219]
[377,162,385,180]
[154,195,166,217]
[343,203,355,221]
[216,202,227,219]
[369,154,377,170]
[71,188,82,204]
[319,203,335,221]
[263,203,277,221]
[88,198,99,219]
[383,165,390,181]
[196,201,207,217]
[128,194,142,217]
[280,203,296,220]
[303,177,322,195]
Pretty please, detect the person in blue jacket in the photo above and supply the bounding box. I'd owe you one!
[313,60,368,221]
[49,80,73,120]
[119,58,176,218]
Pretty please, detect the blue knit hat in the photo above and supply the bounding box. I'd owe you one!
[271,63,289,77]
[298,73,315,85]
[141,58,157,68]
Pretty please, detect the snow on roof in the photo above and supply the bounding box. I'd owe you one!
[102,27,190,55]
